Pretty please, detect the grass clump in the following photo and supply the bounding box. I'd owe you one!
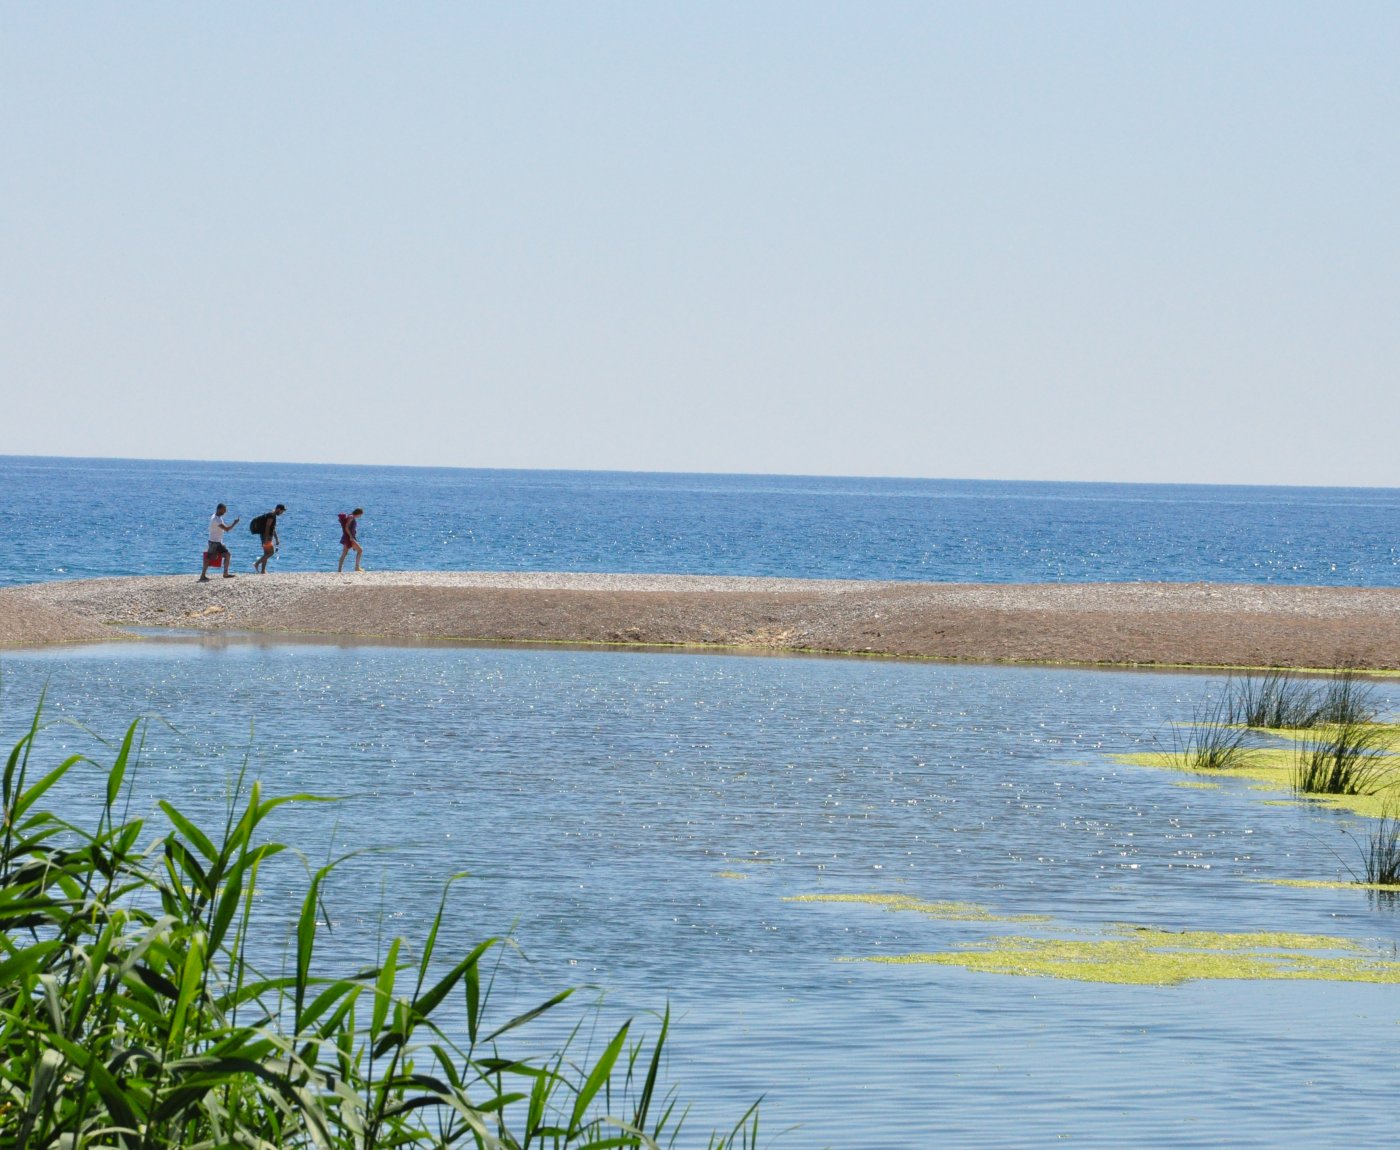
[1226,670,1323,729]
[0,705,760,1149]
[1292,721,1391,797]
[1224,668,1379,730]
[1364,809,1400,886]
[1313,670,1379,727]
[1173,692,1250,771]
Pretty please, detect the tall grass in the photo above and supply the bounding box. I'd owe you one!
[1363,809,1400,886]
[1292,721,1391,797]
[0,706,760,1149]
[1312,670,1379,727]
[1173,691,1250,770]
[1225,670,1321,729]
[1224,668,1378,730]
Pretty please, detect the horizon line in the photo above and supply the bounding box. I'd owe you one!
[1,451,1396,495]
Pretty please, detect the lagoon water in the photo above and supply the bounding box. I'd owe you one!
[5,639,1400,1148]
[5,456,1400,1146]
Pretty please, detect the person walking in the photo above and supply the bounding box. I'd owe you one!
[337,507,364,572]
[252,504,286,574]
[200,503,240,581]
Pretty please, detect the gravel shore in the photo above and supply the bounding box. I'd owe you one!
[4,571,1400,669]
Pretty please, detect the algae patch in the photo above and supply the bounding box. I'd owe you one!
[1265,723,1400,751]
[783,892,1047,923]
[789,895,1400,985]
[1253,877,1400,893]
[850,924,1400,986]
[1115,746,1400,818]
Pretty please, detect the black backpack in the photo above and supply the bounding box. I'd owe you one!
[249,513,269,536]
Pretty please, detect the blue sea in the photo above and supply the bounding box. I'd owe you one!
[4,456,1400,1148]
[3,454,1399,586]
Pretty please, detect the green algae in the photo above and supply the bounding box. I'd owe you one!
[782,892,1049,923]
[1115,746,1400,818]
[1254,722,1400,748]
[848,924,1400,986]
[790,895,1400,985]
[716,871,749,880]
[1253,877,1400,892]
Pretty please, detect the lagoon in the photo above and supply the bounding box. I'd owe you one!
[7,637,1400,1147]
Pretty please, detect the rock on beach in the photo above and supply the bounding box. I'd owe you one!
[5,572,1400,670]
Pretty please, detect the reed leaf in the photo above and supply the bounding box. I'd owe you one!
[159,800,220,864]
[569,1023,630,1136]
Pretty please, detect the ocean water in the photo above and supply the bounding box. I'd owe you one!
[3,454,1400,586]
[3,640,1399,1148]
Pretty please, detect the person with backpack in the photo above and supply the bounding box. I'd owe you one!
[199,503,239,582]
[251,504,287,574]
[337,508,364,573]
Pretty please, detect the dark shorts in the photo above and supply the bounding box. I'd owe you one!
[207,541,229,560]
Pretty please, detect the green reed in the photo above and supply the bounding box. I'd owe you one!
[0,703,760,1149]
[1292,721,1391,798]
[1224,668,1378,730]
[1364,809,1400,886]
[1312,670,1379,727]
[1174,692,1251,771]
[1225,670,1322,729]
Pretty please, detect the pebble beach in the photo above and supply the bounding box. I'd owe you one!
[5,571,1400,669]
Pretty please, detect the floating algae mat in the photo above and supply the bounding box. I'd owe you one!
[1265,723,1400,750]
[783,892,1049,923]
[1257,877,1400,892]
[851,925,1400,985]
[787,894,1400,985]
[1115,737,1400,818]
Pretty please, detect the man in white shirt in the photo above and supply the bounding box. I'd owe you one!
[199,503,240,582]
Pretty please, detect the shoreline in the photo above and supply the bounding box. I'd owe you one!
[5,571,1400,670]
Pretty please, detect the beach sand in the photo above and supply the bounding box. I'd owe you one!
[4,571,1400,670]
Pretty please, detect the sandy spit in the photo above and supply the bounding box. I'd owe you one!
[4,571,1400,669]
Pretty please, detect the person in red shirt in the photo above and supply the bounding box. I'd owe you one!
[337,508,364,573]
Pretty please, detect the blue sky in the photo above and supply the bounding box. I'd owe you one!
[3,3,1396,484]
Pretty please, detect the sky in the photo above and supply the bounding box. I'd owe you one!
[2,2,1397,485]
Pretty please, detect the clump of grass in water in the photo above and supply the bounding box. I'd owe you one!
[1226,669,1322,729]
[1293,721,1391,797]
[1364,809,1400,886]
[1224,668,1379,729]
[0,703,761,1149]
[1313,669,1379,727]
[1173,691,1250,770]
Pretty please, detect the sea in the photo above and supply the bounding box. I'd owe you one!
[3,455,1400,1148]
[3,454,1400,586]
